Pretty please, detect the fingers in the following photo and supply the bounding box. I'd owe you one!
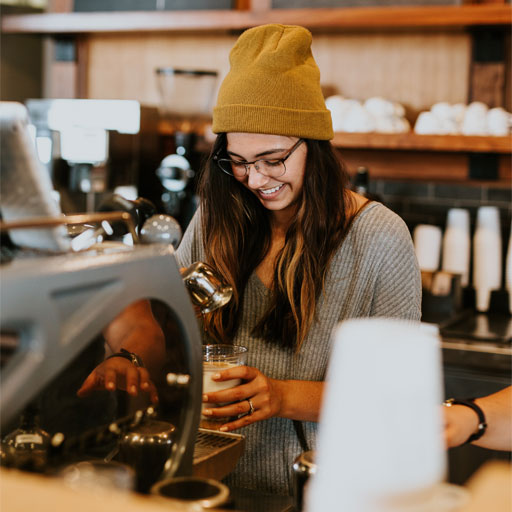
[202,396,265,432]
[139,367,159,403]
[202,398,251,419]
[76,372,101,397]
[104,367,118,391]
[202,365,260,404]
[77,359,159,401]
[219,411,261,432]
[210,365,257,382]
[201,366,273,432]
[203,381,255,404]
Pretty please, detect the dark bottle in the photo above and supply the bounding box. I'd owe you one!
[3,404,50,472]
[352,166,382,202]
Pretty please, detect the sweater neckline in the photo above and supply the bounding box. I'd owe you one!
[251,201,381,292]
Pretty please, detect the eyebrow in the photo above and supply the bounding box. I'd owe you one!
[226,147,288,160]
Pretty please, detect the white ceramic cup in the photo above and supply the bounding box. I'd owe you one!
[487,107,509,136]
[413,224,443,272]
[441,208,471,286]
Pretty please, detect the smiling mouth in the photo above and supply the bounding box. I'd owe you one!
[259,184,284,196]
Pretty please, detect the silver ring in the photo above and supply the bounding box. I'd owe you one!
[247,398,254,415]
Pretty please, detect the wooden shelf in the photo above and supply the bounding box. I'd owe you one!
[153,122,511,155]
[1,4,511,34]
[332,132,512,154]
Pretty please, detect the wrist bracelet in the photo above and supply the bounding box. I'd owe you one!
[106,348,144,368]
[444,398,487,444]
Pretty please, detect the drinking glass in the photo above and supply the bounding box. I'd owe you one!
[201,344,248,429]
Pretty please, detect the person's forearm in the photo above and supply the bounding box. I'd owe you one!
[273,380,324,422]
[473,387,512,451]
[114,323,165,373]
[103,300,165,374]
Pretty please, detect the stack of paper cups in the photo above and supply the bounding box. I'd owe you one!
[473,207,502,312]
[441,208,471,286]
[413,224,442,272]
[305,318,445,512]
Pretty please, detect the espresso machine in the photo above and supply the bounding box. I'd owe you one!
[0,102,243,501]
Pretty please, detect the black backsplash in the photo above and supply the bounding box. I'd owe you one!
[73,0,233,11]
[369,178,512,312]
[371,179,511,234]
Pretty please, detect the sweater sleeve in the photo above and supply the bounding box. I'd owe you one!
[174,208,203,269]
[369,208,422,321]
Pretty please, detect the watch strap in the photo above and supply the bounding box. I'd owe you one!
[444,398,487,444]
[106,348,144,368]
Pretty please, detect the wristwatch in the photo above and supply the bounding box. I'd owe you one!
[444,398,487,444]
[106,348,144,368]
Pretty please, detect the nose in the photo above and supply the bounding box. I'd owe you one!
[246,162,269,188]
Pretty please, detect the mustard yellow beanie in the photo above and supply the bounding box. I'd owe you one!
[212,24,333,140]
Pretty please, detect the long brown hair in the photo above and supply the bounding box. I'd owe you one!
[198,134,351,351]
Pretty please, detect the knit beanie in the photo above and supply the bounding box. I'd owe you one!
[212,24,333,140]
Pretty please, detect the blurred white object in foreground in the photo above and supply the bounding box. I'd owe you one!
[506,222,512,315]
[305,318,446,512]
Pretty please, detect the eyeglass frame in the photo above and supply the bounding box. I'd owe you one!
[213,138,305,179]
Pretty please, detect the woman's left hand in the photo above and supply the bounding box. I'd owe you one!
[201,365,283,432]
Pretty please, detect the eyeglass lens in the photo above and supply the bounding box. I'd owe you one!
[219,159,286,178]
[217,139,303,178]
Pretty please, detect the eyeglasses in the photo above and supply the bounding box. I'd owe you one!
[214,139,304,179]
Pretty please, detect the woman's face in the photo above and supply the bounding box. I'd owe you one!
[225,133,307,217]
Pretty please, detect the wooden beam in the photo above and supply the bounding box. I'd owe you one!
[2,5,511,34]
[332,133,512,154]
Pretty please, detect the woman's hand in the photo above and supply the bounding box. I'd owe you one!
[77,356,159,404]
[202,365,284,432]
[443,403,479,448]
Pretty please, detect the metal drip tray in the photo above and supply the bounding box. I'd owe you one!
[441,311,512,344]
[193,428,245,481]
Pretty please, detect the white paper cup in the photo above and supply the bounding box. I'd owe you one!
[441,209,470,286]
[413,224,442,272]
[473,207,502,312]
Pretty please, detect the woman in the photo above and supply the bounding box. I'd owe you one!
[175,23,421,494]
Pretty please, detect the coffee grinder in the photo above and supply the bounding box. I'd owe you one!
[154,68,218,229]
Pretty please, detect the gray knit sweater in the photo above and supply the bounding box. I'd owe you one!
[175,202,421,495]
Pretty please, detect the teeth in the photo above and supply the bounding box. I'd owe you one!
[260,184,283,195]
